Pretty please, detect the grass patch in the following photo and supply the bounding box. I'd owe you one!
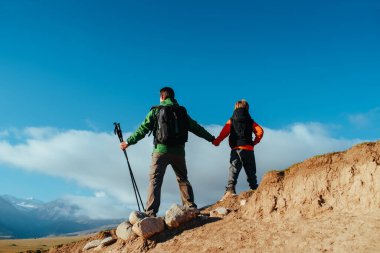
[0,235,90,253]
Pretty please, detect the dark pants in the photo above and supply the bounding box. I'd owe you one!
[228,149,258,190]
[145,153,196,216]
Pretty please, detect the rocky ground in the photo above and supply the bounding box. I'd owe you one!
[47,141,380,253]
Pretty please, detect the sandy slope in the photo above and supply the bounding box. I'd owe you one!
[48,141,380,253]
[151,211,380,253]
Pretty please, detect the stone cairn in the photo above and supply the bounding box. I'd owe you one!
[83,202,238,251]
[116,204,199,240]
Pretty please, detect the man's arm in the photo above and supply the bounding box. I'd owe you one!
[125,109,155,146]
[187,115,215,142]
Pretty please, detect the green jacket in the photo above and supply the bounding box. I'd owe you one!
[126,98,214,155]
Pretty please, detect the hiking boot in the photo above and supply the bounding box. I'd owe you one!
[225,186,236,194]
[144,211,156,218]
[185,204,200,215]
[218,186,237,202]
[250,184,258,191]
[188,207,200,215]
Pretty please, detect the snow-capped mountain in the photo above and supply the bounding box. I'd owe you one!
[0,195,124,239]
[1,195,44,212]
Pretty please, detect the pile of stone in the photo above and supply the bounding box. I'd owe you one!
[83,203,237,251]
[116,204,199,240]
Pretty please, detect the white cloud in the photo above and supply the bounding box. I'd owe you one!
[62,194,130,219]
[0,129,149,204]
[348,108,380,128]
[256,123,363,174]
[0,123,364,217]
[0,130,9,138]
[94,191,107,198]
[23,127,59,139]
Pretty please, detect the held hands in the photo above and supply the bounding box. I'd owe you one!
[212,139,220,146]
[120,141,129,150]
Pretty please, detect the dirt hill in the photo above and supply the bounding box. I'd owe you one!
[49,141,380,253]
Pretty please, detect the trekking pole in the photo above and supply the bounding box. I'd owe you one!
[114,122,145,212]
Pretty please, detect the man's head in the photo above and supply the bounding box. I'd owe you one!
[160,87,175,102]
[234,99,249,111]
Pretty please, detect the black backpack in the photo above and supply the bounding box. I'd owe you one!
[152,105,189,146]
[229,108,254,147]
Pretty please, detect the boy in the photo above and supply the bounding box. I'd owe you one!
[212,99,264,194]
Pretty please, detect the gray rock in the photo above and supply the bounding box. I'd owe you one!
[129,210,148,225]
[132,217,165,239]
[199,214,209,221]
[116,221,136,240]
[165,204,198,228]
[101,236,117,246]
[210,207,230,217]
[83,239,102,250]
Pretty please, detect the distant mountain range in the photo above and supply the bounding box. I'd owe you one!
[0,195,124,239]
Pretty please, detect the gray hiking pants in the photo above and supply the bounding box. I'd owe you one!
[145,153,196,216]
[227,149,258,190]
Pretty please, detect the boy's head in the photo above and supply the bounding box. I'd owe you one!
[234,99,249,111]
[160,87,175,101]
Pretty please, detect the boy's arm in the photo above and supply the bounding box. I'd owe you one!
[126,109,155,145]
[187,115,215,142]
[252,122,264,146]
[213,120,231,146]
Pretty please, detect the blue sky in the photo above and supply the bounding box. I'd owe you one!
[0,0,379,217]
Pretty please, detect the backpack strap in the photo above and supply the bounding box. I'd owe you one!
[148,106,160,137]
[148,106,164,148]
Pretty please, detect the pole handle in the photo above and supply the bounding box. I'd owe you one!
[113,122,124,143]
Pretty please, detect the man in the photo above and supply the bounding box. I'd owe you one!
[120,87,215,217]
